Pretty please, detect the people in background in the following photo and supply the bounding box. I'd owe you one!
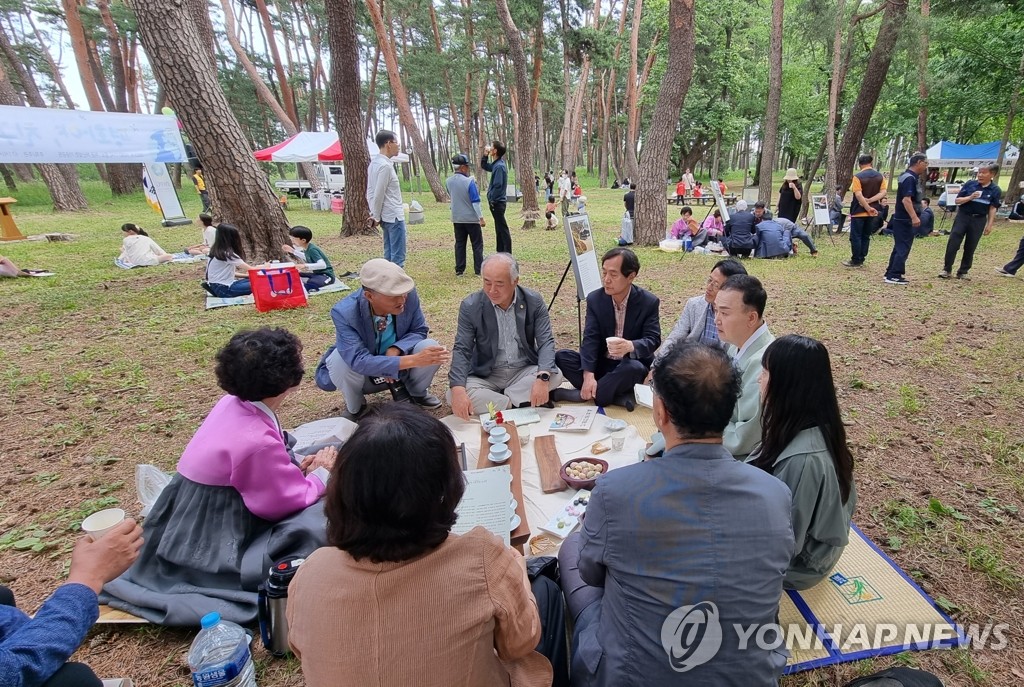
[844,154,887,269]
[939,163,1002,280]
[367,129,407,267]
[448,253,563,418]
[192,166,211,213]
[545,194,558,217]
[774,217,819,256]
[883,153,930,285]
[829,186,847,233]
[202,223,254,297]
[777,168,803,222]
[287,404,558,687]
[283,225,336,291]
[749,335,856,590]
[318,259,447,421]
[553,248,660,411]
[623,182,636,220]
[670,206,698,241]
[754,218,793,259]
[723,199,757,257]
[445,154,486,277]
[185,213,217,255]
[701,208,725,242]
[916,197,936,237]
[1,519,143,687]
[119,223,173,267]
[675,178,687,205]
[558,170,573,217]
[102,328,337,625]
[0,255,30,278]
[559,341,793,686]
[481,140,511,254]
[996,190,1024,277]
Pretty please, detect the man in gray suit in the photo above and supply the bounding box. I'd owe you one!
[559,342,794,687]
[652,258,747,367]
[448,253,563,418]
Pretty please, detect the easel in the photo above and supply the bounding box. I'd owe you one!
[548,261,583,345]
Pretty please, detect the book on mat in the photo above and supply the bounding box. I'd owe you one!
[549,407,597,432]
[477,407,541,427]
[634,383,654,409]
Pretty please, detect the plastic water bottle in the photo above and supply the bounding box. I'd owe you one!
[684,235,693,252]
[188,612,258,687]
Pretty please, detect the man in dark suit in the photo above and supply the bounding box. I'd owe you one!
[447,253,563,419]
[552,248,660,410]
[723,200,757,257]
[317,259,449,420]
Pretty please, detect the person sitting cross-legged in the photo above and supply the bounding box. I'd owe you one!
[748,335,857,590]
[317,259,448,421]
[558,342,794,687]
[552,248,660,411]
[448,253,564,418]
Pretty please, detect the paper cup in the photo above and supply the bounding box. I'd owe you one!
[611,431,625,451]
[81,508,125,541]
[518,428,531,447]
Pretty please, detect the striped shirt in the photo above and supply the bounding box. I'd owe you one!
[608,291,630,360]
[493,295,526,368]
[701,303,720,345]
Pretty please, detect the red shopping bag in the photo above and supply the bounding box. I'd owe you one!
[249,263,308,313]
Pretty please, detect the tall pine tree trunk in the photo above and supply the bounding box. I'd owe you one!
[635,0,696,245]
[836,0,910,191]
[757,0,784,204]
[127,0,289,260]
[364,0,449,202]
[324,0,374,236]
[622,0,644,180]
[496,0,538,226]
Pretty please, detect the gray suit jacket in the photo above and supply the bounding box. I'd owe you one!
[448,286,557,387]
[573,443,794,687]
[723,326,775,458]
[655,294,717,363]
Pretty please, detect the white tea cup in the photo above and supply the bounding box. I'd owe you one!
[81,508,126,541]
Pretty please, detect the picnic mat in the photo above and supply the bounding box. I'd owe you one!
[205,279,350,309]
[782,523,965,673]
[115,252,206,269]
[601,403,658,441]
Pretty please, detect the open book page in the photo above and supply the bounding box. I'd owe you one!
[549,406,597,432]
[453,467,513,546]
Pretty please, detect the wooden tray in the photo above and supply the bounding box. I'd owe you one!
[533,435,568,493]
[478,423,530,547]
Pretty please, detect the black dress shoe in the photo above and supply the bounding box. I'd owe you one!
[411,394,442,409]
[550,388,583,403]
[340,406,369,421]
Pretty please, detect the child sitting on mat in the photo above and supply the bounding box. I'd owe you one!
[281,225,336,291]
[119,223,173,266]
[203,223,254,297]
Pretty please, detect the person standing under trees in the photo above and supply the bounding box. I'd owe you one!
[558,169,573,217]
[191,165,211,213]
[481,141,511,254]
[883,153,930,285]
[367,130,407,268]
[445,154,486,277]
[939,163,1002,280]
[777,168,802,222]
[843,155,886,268]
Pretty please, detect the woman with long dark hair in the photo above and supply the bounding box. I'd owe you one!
[119,222,173,266]
[203,223,254,297]
[749,334,856,589]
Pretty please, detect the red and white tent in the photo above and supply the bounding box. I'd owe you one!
[254,132,344,162]
[254,132,379,163]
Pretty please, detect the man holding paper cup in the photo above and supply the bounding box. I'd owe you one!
[553,248,660,410]
[0,518,143,687]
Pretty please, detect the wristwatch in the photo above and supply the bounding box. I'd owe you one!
[536,371,551,382]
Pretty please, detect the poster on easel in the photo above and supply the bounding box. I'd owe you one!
[563,213,602,300]
[710,180,730,222]
[811,195,831,225]
[943,184,961,208]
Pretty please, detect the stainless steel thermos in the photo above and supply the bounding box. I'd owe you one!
[257,556,304,657]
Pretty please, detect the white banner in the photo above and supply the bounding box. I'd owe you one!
[0,106,188,164]
[143,163,187,225]
[710,180,730,222]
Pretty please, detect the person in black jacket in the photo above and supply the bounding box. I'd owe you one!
[552,248,660,410]
[724,200,757,257]
[480,140,511,253]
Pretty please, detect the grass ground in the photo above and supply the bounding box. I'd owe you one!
[1,172,1022,686]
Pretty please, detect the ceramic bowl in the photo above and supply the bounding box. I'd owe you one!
[559,457,609,490]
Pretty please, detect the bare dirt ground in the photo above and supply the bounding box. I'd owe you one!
[1,188,1022,685]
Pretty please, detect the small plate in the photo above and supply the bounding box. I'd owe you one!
[510,514,522,530]
[488,448,512,463]
[510,498,518,512]
[488,434,510,444]
[603,418,628,431]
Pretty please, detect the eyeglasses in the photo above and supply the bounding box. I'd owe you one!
[706,278,725,290]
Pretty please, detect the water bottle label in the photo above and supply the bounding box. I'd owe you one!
[192,642,250,687]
